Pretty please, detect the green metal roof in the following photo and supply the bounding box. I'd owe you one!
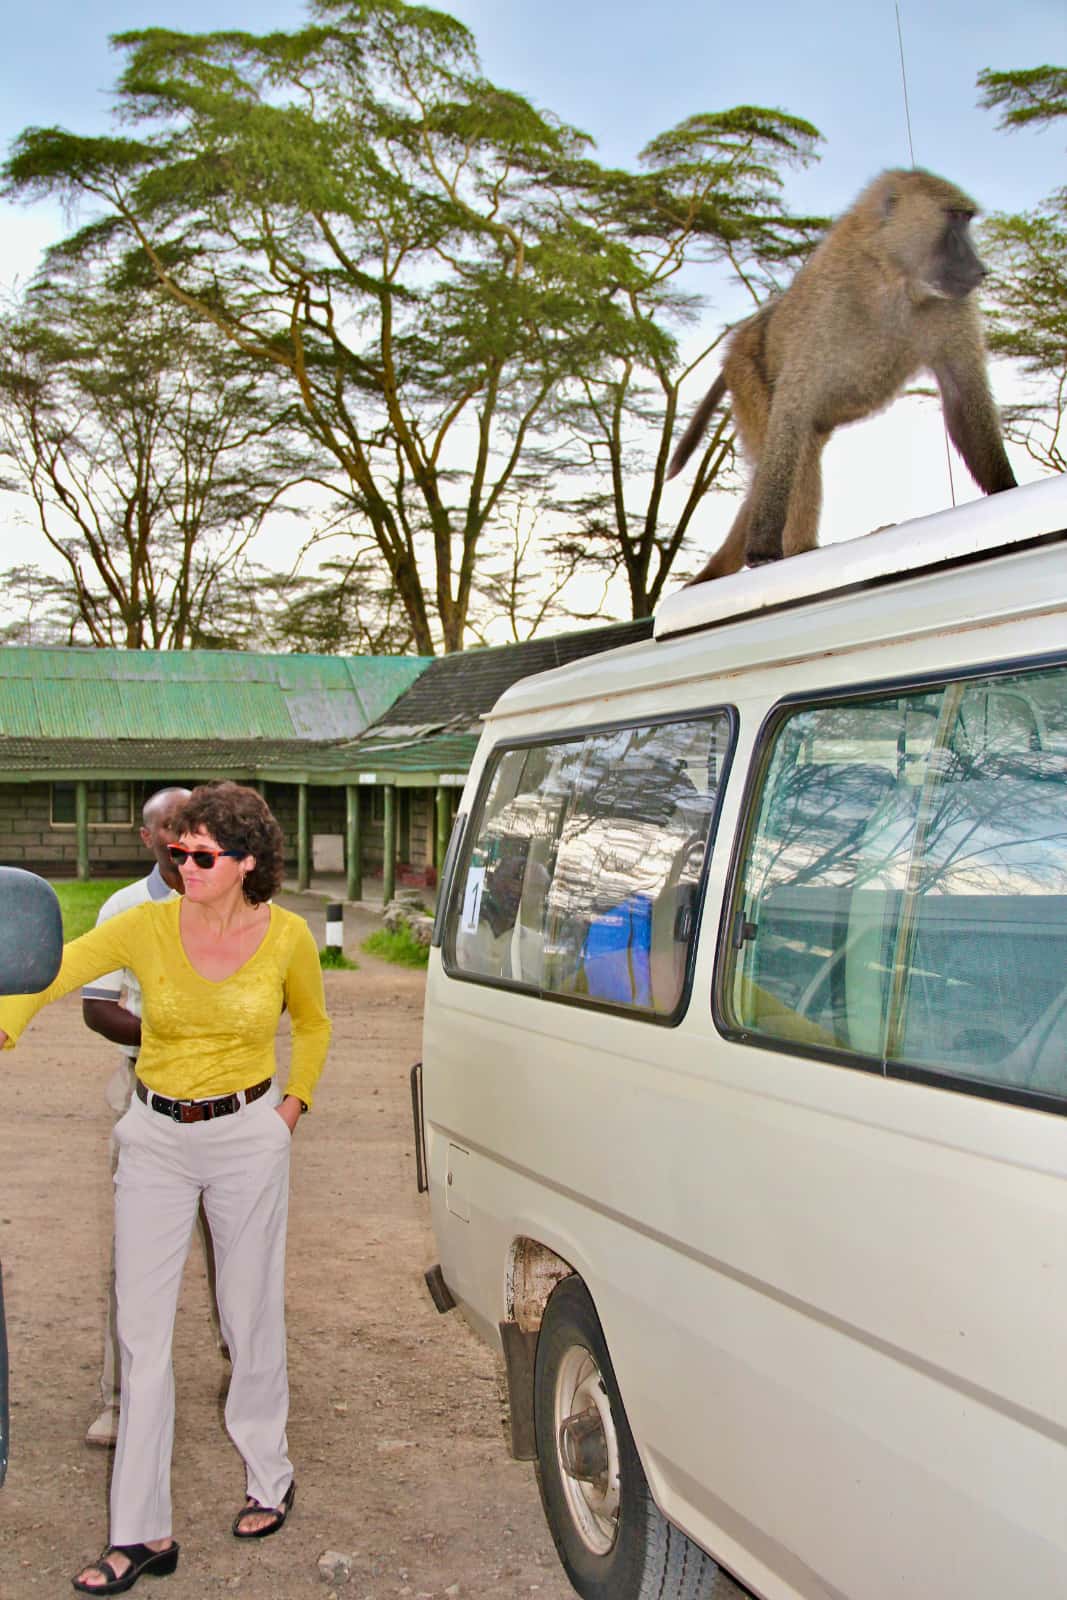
[0,648,431,743]
[0,625,654,789]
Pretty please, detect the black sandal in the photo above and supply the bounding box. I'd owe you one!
[232,1477,296,1539]
[71,1541,179,1594]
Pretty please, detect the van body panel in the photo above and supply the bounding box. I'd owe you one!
[422,492,1067,1600]
[424,960,1067,1596]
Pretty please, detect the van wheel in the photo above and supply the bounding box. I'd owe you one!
[533,1275,720,1600]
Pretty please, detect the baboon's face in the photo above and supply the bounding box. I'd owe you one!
[928,207,987,299]
[882,186,987,302]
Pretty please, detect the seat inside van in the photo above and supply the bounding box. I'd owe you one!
[836,767,1067,1087]
[738,728,1067,1097]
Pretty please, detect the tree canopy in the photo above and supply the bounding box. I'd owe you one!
[549,108,823,616]
[4,0,823,648]
[978,64,1067,476]
[978,66,1067,139]
[0,253,312,648]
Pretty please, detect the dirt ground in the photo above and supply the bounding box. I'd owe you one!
[0,894,579,1600]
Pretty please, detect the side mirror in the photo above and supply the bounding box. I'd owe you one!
[0,867,63,997]
[0,868,61,1485]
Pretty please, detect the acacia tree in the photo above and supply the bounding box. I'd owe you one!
[551,110,824,617]
[253,557,417,655]
[0,257,313,648]
[460,498,598,645]
[978,66,1067,474]
[978,65,1067,132]
[0,566,87,646]
[4,1,671,652]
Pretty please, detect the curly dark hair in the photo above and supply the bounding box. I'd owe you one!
[172,782,285,905]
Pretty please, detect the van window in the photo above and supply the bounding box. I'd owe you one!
[725,666,1067,1104]
[446,713,732,1018]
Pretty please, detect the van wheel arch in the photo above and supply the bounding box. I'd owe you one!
[498,1238,575,1460]
[533,1274,721,1600]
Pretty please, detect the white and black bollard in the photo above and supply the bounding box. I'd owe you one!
[325,902,344,953]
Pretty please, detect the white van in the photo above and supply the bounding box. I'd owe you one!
[414,476,1067,1600]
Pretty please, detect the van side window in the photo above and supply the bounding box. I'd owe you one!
[725,666,1067,1105]
[446,714,732,1019]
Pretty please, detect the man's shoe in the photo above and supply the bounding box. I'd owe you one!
[85,1405,119,1449]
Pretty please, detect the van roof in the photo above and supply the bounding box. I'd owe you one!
[486,477,1067,725]
[655,477,1067,642]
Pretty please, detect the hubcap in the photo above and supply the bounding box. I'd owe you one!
[552,1344,620,1555]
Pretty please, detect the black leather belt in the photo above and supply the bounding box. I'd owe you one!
[136,1076,273,1123]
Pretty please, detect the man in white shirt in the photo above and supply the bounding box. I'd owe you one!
[81,787,195,1447]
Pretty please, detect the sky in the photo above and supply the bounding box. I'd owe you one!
[1,0,1064,610]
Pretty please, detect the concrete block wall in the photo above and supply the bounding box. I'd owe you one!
[0,783,144,877]
[0,778,439,880]
[262,783,435,877]
[409,792,433,866]
[261,782,382,873]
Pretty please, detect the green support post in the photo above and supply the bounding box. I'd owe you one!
[297,783,310,892]
[435,785,450,873]
[382,784,396,907]
[398,788,411,865]
[75,780,90,883]
[346,785,363,902]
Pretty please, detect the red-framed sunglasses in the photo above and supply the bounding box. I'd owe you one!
[167,845,245,870]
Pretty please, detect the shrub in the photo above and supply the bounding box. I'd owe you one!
[319,945,358,971]
[362,924,430,969]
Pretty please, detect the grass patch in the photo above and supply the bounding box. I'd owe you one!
[319,945,358,971]
[52,879,136,941]
[362,924,430,968]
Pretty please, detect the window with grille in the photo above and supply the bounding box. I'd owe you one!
[51,782,134,828]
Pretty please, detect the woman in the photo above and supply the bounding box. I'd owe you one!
[0,782,331,1594]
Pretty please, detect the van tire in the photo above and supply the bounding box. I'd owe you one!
[533,1275,720,1600]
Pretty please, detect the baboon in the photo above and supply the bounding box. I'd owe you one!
[668,168,1017,584]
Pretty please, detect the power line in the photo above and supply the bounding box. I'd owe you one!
[895,3,957,506]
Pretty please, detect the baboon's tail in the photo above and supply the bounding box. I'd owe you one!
[667,371,728,479]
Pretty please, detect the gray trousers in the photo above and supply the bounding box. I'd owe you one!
[110,1084,293,1545]
[103,1094,220,1404]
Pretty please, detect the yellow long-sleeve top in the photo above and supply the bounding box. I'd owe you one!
[0,899,331,1108]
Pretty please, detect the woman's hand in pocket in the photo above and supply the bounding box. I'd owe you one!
[274,1095,303,1135]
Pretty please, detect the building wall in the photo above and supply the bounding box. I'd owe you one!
[264,782,436,878]
[0,783,144,876]
[0,779,440,882]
